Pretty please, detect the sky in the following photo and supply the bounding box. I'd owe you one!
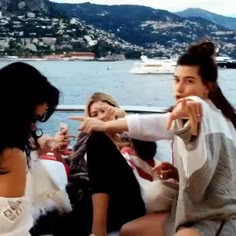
[51,0,236,17]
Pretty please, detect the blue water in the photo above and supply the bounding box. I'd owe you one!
[1,60,236,160]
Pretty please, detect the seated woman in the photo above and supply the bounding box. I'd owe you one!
[66,92,146,236]
[0,62,71,236]
[72,41,236,236]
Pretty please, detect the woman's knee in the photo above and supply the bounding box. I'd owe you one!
[175,228,202,236]
[120,222,137,236]
[120,213,167,236]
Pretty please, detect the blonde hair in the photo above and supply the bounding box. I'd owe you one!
[85,92,131,149]
[85,92,119,117]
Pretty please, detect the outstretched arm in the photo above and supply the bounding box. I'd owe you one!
[70,116,128,134]
[70,113,173,142]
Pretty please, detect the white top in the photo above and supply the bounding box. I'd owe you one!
[0,168,33,236]
[126,97,236,232]
[126,99,236,176]
[127,113,173,142]
[0,196,32,236]
[0,151,72,236]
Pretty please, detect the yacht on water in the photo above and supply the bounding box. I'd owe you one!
[129,55,176,74]
[216,56,236,69]
[130,54,236,74]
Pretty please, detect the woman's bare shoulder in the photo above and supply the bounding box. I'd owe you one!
[0,148,26,175]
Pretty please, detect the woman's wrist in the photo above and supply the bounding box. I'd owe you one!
[103,121,110,132]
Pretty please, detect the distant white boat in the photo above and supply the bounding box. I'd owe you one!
[216,55,236,69]
[216,56,232,63]
[130,55,176,74]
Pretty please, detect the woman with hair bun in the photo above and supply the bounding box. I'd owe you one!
[75,41,236,236]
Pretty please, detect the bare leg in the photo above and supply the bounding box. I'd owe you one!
[120,212,168,236]
[92,193,109,236]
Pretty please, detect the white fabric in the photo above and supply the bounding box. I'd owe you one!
[141,178,178,213]
[126,113,173,141]
[126,113,173,163]
[126,99,236,178]
[166,97,236,231]
[122,152,178,213]
[40,159,68,191]
[0,197,33,236]
[0,151,72,236]
[29,151,72,221]
[170,97,236,178]
[125,97,236,230]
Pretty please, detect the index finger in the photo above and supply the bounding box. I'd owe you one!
[69,116,85,121]
[189,112,198,136]
[181,98,188,115]
[166,113,174,130]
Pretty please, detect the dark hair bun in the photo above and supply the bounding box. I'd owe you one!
[188,41,216,58]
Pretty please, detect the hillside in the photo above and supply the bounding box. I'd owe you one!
[176,8,236,31]
[0,0,143,58]
[1,1,236,58]
[0,0,50,13]
[52,2,236,57]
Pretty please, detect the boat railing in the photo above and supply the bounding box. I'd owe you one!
[53,105,169,155]
[56,105,168,114]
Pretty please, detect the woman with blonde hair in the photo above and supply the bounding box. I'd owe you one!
[66,92,146,236]
[84,92,128,148]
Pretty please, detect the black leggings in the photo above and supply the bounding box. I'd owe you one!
[31,132,145,236]
[87,132,145,231]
